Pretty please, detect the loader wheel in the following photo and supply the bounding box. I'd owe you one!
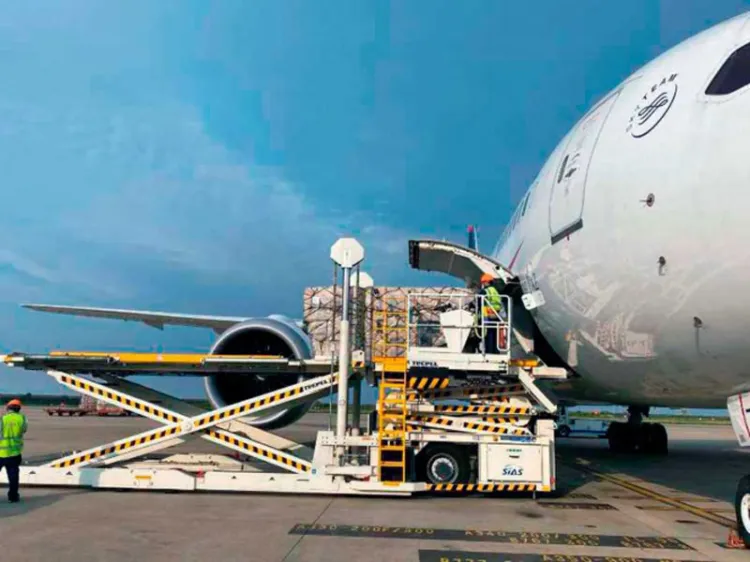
[417,444,471,485]
[735,474,750,548]
[557,425,571,438]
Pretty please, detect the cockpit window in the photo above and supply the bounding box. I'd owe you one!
[706,42,750,95]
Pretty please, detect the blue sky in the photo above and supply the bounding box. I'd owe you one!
[0,0,748,400]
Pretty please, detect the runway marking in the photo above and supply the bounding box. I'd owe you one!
[418,551,710,562]
[537,501,616,510]
[288,524,693,549]
[562,457,736,529]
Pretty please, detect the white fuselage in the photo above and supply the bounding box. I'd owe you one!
[493,13,750,409]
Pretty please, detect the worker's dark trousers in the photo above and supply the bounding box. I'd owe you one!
[0,455,21,502]
[483,326,499,354]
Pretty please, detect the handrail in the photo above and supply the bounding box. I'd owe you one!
[405,291,511,355]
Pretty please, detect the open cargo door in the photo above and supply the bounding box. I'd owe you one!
[408,239,516,287]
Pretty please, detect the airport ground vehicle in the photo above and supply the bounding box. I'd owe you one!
[0,237,565,497]
[554,406,610,439]
[43,396,131,417]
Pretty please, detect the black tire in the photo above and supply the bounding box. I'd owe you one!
[649,423,668,455]
[607,422,624,452]
[633,423,668,455]
[735,474,750,548]
[558,425,571,438]
[636,422,654,453]
[608,422,636,453]
[417,444,471,485]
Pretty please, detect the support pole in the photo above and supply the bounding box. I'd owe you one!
[348,269,372,437]
[336,265,352,444]
[329,238,365,462]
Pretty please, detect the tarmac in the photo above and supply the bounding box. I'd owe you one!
[0,409,748,562]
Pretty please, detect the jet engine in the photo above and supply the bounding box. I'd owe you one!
[203,315,317,430]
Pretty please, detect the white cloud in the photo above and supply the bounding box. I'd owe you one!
[0,98,414,308]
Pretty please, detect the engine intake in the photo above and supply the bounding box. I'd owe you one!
[204,316,315,430]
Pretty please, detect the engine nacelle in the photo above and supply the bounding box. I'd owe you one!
[204,316,316,430]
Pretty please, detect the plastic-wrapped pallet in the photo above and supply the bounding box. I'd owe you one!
[302,285,473,358]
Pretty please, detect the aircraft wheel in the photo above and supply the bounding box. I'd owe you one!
[607,422,636,453]
[634,423,668,455]
[734,474,750,548]
[417,444,471,485]
[649,423,668,455]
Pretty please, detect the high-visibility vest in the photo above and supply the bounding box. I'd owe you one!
[0,412,27,458]
[481,286,504,318]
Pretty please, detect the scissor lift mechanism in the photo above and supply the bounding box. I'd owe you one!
[0,237,568,497]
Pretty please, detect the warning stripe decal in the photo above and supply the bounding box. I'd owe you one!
[193,374,334,429]
[415,416,454,427]
[433,404,531,415]
[411,384,525,401]
[207,430,311,473]
[480,416,522,425]
[408,415,528,435]
[407,377,451,390]
[51,426,181,468]
[427,482,537,493]
[59,374,181,423]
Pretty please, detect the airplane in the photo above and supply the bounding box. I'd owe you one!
[16,12,750,459]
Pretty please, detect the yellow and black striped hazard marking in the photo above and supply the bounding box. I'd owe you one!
[410,415,455,428]
[433,404,531,415]
[59,374,181,423]
[207,430,310,473]
[461,421,527,435]
[427,482,537,493]
[463,384,525,397]
[193,374,335,429]
[407,377,450,390]
[411,416,528,435]
[480,416,523,425]
[51,426,182,468]
[414,384,525,401]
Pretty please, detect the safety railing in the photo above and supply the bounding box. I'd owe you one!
[405,291,512,356]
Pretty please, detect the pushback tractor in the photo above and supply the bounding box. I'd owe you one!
[0,237,567,497]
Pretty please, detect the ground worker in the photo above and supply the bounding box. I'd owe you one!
[0,398,28,503]
[478,273,505,354]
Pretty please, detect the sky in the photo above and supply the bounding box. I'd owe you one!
[0,0,748,402]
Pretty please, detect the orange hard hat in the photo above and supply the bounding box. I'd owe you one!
[480,273,494,284]
[7,399,21,408]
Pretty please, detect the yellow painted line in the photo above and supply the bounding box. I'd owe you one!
[566,458,735,529]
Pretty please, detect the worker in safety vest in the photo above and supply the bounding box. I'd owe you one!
[478,273,505,354]
[0,398,28,503]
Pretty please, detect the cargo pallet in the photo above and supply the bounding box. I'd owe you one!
[0,237,567,497]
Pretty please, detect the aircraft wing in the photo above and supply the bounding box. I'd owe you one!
[21,304,246,334]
